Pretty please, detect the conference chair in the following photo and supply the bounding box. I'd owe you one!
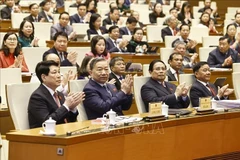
[67,47,90,65]
[225,13,235,20]
[32,22,52,47]
[53,13,60,24]
[157,17,165,26]
[6,82,39,130]
[193,6,201,14]
[0,134,8,160]
[162,5,171,15]
[147,25,166,42]
[143,64,150,76]
[199,47,216,61]
[68,7,78,16]
[0,68,22,106]
[68,79,89,121]
[72,23,89,40]
[227,7,240,13]
[22,47,49,73]
[139,10,151,24]
[202,36,221,47]
[133,76,150,113]
[160,47,174,69]
[232,63,240,72]
[189,26,209,43]
[164,36,180,48]
[0,32,6,45]
[64,1,73,14]
[60,66,77,76]
[198,1,216,9]
[232,72,240,99]
[98,2,110,10]
[11,13,29,28]
[191,19,200,26]
[130,4,148,12]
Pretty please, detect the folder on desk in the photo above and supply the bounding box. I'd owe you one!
[168,109,192,115]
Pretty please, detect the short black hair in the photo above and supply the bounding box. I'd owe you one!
[126,16,138,24]
[169,7,177,13]
[168,52,183,63]
[89,57,106,70]
[29,3,38,10]
[193,61,209,73]
[89,13,101,30]
[149,59,166,72]
[110,7,118,14]
[179,24,190,31]
[35,60,59,83]
[53,31,68,41]
[108,25,119,33]
[78,56,93,78]
[219,36,231,44]
[235,13,240,18]
[59,11,69,20]
[39,1,48,7]
[77,3,87,9]
[109,2,115,9]
[109,56,124,70]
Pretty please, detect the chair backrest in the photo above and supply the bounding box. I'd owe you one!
[22,47,49,73]
[193,12,202,19]
[68,7,78,16]
[122,35,132,41]
[202,36,221,47]
[60,66,77,75]
[147,25,166,42]
[67,47,90,65]
[160,47,173,69]
[193,6,201,13]
[225,13,235,20]
[6,82,39,130]
[0,68,22,106]
[162,5,171,15]
[199,47,216,61]
[32,22,52,46]
[233,63,240,72]
[157,17,165,26]
[191,18,200,26]
[227,7,240,13]
[130,4,149,11]
[98,2,110,10]
[138,10,151,24]
[0,32,6,46]
[143,64,150,76]
[11,13,29,28]
[179,74,195,86]
[64,1,73,14]
[164,36,180,48]
[53,13,60,24]
[72,23,89,35]
[133,76,150,113]
[68,79,89,121]
[232,72,240,99]
[189,26,209,43]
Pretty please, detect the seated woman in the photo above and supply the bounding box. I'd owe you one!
[116,0,129,15]
[85,0,96,14]
[18,20,39,47]
[225,23,240,53]
[85,35,111,61]
[0,32,29,72]
[78,56,94,79]
[149,3,166,24]
[198,12,218,33]
[127,28,149,53]
[177,2,193,25]
[87,13,108,40]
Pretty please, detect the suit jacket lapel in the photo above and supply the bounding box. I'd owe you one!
[166,70,176,81]
[40,84,59,109]
[150,78,170,95]
[196,81,212,96]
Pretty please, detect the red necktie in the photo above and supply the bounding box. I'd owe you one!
[206,84,216,96]
[53,92,68,123]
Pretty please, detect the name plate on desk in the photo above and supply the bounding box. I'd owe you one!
[199,97,211,109]
[149,102,162,115]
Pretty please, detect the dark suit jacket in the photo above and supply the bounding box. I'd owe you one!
[120,27,132,36]
[106,38,121,53]
[190,80,219,107]
[43,47,73,66]
[141,78,190,111]
[207,47,240,68]
[23,14,43,22]
[50,23,74,40]
[161,27,173,42]
[177,13,194,25]
[0,6,11,19]
[28,84,78,128]
[70,13,85,24]
[86,27,108,40]
[102,16,116,26]
[108,72,124,91]
[166,69,184,81]
[38,11,53,22]
[172,38,197,53]
[83,79,133,120]
[138,21,144,28]
[149,12,165,24]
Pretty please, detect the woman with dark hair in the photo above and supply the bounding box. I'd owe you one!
[78,56,94,79]
[149,3,165,24]
[18,20,39,47]
[0,32,29,72]
[225,23,240,53]
[127,28,149,53]
[86,13,107,40]
[85,35,111,60]
[85,0,96,14]
[177,2,193,25]
[198,12,218,33]
[173,0,181,11]
[116,0,129,14]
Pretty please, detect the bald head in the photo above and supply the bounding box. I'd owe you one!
[44,53,60,66]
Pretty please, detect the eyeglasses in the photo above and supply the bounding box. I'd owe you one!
[7,38,17,41]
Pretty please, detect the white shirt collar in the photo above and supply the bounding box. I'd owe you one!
[169,66,177,74]
[42,83,56,96]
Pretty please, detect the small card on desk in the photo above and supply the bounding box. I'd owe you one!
[149,102,162,115]
[199,97,211,109]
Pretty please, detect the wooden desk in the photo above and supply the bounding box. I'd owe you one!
[6,111,240,160]
[0,20,12,29]
[0,28,19,33]
[0,107,14,135]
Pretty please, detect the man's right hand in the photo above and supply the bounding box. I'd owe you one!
[67,51,77,65]
[64,92,85,110]
[121,74,133,94]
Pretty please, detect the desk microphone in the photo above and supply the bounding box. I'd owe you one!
[66,126,89,136]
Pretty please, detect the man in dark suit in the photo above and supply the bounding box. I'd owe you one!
[109,56,126,90]
[28,60,85,128]
[173,41,198,68]
[70,4,90,24]
[0,0,18,19]
[141,59,190,112]
[23,3,44,22]
[43,32,78,67]
[190,62,234,107]
[102,8,120,27]
[232,13,240,28]
[39,1,53,22]
[166,52,184,81]
[83,58,133,120]
[106,26,128,53]
[172,24,197,54]
[207,36,240,68]
[120,16,138,36]
[131,11,144,29]
[161,16,178,42]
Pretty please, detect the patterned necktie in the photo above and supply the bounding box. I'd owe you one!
[103,85,112,97]
[206,84,216,96]
[53,92,68,123]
